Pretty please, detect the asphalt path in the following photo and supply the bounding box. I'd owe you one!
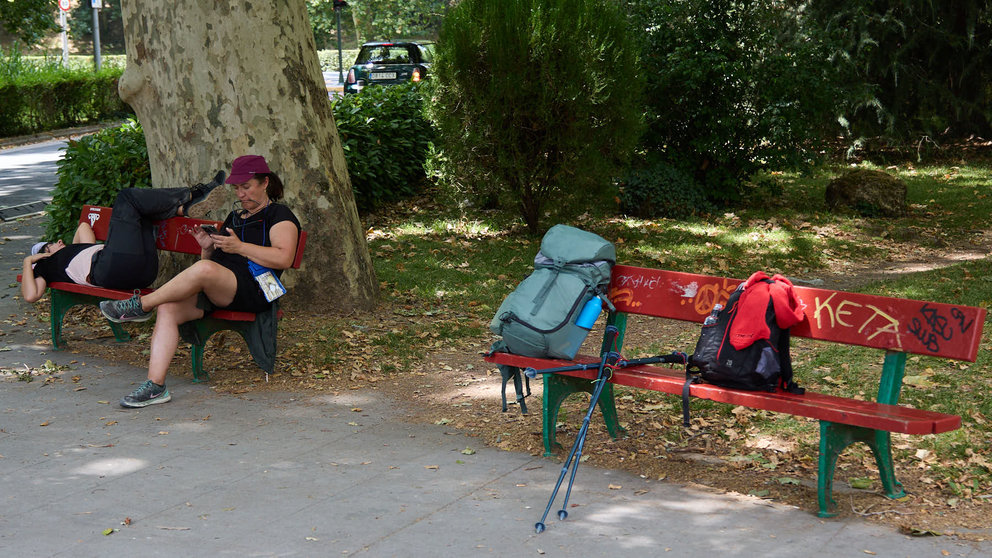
[0,139,65,215]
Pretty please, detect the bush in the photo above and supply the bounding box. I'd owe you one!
[0,46,131,137]
[44,119,151,242]
[803,2,992,141]
[626,0,844,204]
[331,83,434,210]
[619,160,715,219]
[429,0,644,234]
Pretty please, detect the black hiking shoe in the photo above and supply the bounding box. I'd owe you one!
[182,170,226,216]
[120,380,171,408]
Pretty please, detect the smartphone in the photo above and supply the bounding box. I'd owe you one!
[200,224,228,236]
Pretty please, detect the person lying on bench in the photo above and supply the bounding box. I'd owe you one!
[99,155,301,409]
[20,173,226,303]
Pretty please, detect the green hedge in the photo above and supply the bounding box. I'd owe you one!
[0,50,131,137]
[331,83,434,210]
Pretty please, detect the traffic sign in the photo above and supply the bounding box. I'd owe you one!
[92,0,102,8]
[58,0,71,12]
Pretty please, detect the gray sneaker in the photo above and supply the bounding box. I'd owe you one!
[120,380,171,408]
[100,292,152,323]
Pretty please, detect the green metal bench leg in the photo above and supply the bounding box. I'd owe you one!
[190,340,209,383]
[818,420,905,517]
[542,373,621,457]
[186,317,260,383]
[50,290,130,350]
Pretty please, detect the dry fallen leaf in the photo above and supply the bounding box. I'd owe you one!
[425,465,439,470]
[608,484,622,490]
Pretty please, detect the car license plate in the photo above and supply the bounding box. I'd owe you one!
[370,72,397,80]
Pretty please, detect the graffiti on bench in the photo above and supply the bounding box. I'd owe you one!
[609,265,985,362]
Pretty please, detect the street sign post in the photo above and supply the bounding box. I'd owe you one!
[334,0,348,84]
[91,0,102,71]
[58,0,70,67]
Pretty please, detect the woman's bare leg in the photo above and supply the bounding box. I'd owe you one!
[147,295,205,385]
[140,260,238,311]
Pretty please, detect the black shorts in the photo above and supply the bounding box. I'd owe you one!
[198,260,271,314]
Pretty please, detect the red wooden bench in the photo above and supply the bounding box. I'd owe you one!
[20,204,307,382]
[485,264,986,517]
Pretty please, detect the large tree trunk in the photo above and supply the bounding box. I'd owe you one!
[118,0,378,313]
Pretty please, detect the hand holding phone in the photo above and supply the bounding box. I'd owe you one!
[200,224,228,236]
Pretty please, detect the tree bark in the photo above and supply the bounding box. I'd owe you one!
[118,0,378,313]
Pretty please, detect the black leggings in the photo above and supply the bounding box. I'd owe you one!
[89,187,189,290]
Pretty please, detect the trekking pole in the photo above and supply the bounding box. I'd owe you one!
[535,325,622,534]
[525,352,688,379]
[556,352,687,522]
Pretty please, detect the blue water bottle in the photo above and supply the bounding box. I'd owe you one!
[576,296,603,330]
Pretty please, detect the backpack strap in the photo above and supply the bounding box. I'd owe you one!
[682,366,701,427]
[530,257,566,315]
[776,328,805,394]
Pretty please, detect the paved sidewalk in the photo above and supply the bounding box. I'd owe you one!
[2,216,989,557]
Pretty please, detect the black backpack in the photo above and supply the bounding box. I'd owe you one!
[682,277,804,426]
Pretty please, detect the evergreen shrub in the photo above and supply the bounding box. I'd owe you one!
[619,160,715,219]
[429,0,644,233]
[331,82,433,210]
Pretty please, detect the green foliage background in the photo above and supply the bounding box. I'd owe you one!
[0,0,58,44]
[331,83,433,211]
[430,0,644,233]
[805,0,992,142]
[625,0,846,206]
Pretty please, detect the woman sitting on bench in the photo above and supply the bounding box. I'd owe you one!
[20,173,226,302]
[99,155,301,409]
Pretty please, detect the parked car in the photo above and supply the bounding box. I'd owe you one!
[344,40,435,94]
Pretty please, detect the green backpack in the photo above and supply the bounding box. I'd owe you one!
[490,225,616,360]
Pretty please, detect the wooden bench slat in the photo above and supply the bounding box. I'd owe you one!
[609,265,986,361]
[484,352,960,435]
[45,282,154,299]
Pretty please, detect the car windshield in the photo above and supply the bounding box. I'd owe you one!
[357,45,413,65]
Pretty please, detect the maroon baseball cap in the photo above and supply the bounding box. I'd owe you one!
[225,155,271,184]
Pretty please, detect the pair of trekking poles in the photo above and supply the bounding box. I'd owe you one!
[524,324,687,534]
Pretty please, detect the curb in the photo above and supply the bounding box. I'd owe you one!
[0,120,126,150]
